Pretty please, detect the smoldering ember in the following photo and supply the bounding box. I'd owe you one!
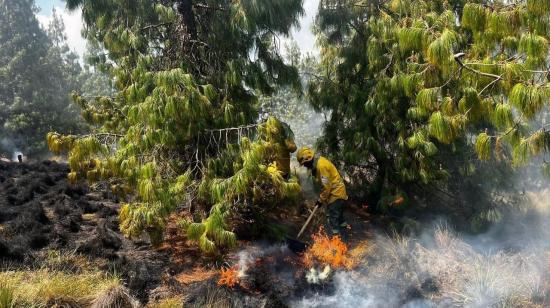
[2,0,550,307]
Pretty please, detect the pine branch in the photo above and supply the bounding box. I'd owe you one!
[141,22,173,31]
[204,124,259,133]
[193,3,226,11]
[80,133,125,138]
[454,53,503,90]
[479,74,504,95]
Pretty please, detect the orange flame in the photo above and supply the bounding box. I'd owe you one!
[392,196,405,206]
[218,266,240,288]
[302,228,355,269]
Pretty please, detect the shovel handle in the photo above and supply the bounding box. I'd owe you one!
[297,204,319,239]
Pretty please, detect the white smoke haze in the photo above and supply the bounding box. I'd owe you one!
[292,188,550,307]
[0,138,23,161]
[233,243,291,278]
[11,151,23,162]
[294,165,317,200]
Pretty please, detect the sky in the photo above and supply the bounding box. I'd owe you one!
[290,0,320,56]
[34,0,319,59]
[35,0,88,58]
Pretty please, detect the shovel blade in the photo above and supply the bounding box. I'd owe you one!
[285,236,308,254]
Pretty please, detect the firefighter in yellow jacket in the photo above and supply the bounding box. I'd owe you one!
[267,117,297,179]
[296,147,348,237]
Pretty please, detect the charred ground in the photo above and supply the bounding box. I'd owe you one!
[0,160,170,302]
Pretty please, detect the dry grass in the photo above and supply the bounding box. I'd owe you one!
[91,285,139,308]
[0,251,123,307]
[0,269,121,307]
[175,266,217,285]
[0,283,15,308]
[185,285,233,308]
[147,297,184,308]
[39,250,96,273]
[358,226,549,306]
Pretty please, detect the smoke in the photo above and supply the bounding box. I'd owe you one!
[232,243,291,278]
[0,137,15,153]
[11,151,23,162]
[294,164,317,200]
[291,188,550,307]
[306,265,331,284]
[0,138,23,161]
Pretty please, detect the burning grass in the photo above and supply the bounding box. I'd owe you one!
[294,225,550,307]
[218,266,240,288]
[302,228,356,270]
[176,266,217,285]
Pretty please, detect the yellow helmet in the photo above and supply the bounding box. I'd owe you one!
[296,147,314,165]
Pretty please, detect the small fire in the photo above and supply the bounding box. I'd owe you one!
[302,228,356,270]
[218,266,240,288]
[392,196,405,206]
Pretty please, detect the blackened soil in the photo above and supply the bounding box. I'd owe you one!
[0,160,168,302]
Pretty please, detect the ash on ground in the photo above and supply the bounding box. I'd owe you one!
[0,160,167,302]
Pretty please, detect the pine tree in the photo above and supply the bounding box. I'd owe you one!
[260,43,324,148]
[310,0,550,227]
[49,0,305,251]
[0,0,85,156]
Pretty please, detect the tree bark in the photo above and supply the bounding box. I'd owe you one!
[178,0,197,40]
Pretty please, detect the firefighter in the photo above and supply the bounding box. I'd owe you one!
[267,117,297,179]
[296,147,348,238]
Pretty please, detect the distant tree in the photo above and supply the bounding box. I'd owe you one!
[0,1,84,156]
[260,43,325,149]
[310,0,550,229]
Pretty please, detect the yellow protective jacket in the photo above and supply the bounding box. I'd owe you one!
[275,138,297,176]
[274,122,297,177]
[314,156,348,205]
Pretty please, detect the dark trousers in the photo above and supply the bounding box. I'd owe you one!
[326,199,347,238]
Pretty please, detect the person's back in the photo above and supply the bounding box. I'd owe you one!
[313,156,348,205]
[266,117,296,178]
[275,122,296,177]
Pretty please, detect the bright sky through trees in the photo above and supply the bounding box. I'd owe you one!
[34,0,320,59]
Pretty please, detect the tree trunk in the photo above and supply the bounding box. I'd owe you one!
[178,0,197,40]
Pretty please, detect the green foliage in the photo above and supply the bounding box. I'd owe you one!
[180,204,237,254]
[462,3,486,32]
[50,0,304,252]
[429,112,452,144]
[397,27,427,53]
[427,29,458,69]
[311,0,550,225]
[509,83,548,119]
[519,33,549,67]
[182,119,301,253]
[492,103,514,129]
[475,132,492,161]
[527,0,550,15]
